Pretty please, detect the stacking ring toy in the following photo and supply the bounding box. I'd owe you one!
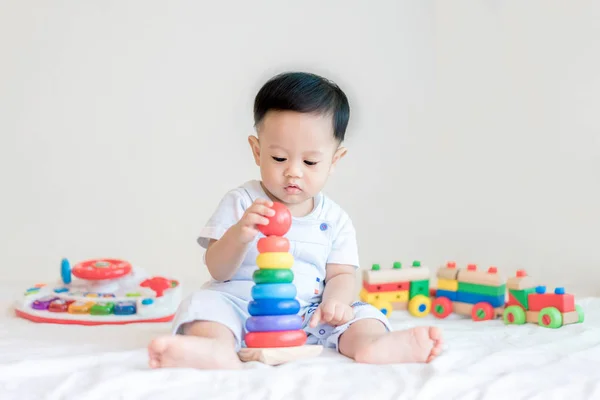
[245,315,303,332]
[253,269,294,284]
[245,329,307,348]
[256,252,294,269]
[251,283,297,300]
[258,236,290,253]
[248,299,300,316]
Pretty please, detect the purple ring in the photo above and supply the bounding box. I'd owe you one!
[245,314,303,332]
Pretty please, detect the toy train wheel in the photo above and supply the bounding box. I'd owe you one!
[503,305,526,325]
[471,302,494,321]
[431,297,453,319]
[576,304,584,323]
[538,307,562,328]
[408,294,431,317]
[373,300,393,316]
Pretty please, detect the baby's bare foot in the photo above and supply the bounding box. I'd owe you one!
[355,326,443,364]
[148,335,242,370]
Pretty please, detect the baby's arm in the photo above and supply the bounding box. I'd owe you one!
[205,198,274,281]
[309,263,356,327]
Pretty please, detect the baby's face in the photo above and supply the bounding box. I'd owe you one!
[249,110,346,211]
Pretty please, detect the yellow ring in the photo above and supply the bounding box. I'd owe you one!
[256,252,294,269]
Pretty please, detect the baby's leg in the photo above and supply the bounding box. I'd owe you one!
[337,303,443,364]
[148,321,242,369]
[148,289,246,370]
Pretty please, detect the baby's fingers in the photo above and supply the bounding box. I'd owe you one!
[253,198,274,208]
[242,212,270,227]
[248,203,275,217]
[309,307,322,328]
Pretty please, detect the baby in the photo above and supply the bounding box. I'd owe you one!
[148,71,443,369]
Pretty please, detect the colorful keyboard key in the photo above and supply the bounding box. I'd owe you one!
[114,301,137,315]
[90,302,115,315]
[68,301,95,314]
[31,296,59,310]
[48,299,75,312]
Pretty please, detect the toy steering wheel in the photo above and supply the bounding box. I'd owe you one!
[70,259,132,281]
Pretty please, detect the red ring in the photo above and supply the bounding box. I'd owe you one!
[71,259,132,280]
[245,329,307,348]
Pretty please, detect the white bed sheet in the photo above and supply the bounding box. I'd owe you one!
[1,285,599,400]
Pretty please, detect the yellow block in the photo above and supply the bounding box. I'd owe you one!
[360,288,409,303]
[256,252,294,269]
[436,278,458,291]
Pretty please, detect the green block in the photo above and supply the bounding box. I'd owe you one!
[458,282,506,297]
[409,279,429,299]
[90,302,115,315]
[508,287,536,309]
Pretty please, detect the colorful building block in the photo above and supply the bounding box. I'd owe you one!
[456,265,503,286]
[458,281,506,297]
[409,279,429,299]
[436,278,458,291]
[362,281,410,292]
[455,291,504,308]
[436,261,459,280]
[435,289,457,302]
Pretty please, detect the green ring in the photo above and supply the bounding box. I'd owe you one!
[253,269,294,284]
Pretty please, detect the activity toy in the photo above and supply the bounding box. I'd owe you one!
[359,261,432,317]
[238,202,323,365]
[14,257,181,325]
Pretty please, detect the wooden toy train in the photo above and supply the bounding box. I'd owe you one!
[361,260,584,329]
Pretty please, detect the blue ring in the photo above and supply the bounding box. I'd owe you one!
[245,315,303,332]
[251,283,297,300]
[248,299,300,316]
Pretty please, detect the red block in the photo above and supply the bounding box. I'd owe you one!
[528,293,575,313]
[507,292,524,308]
[362,281,410,292]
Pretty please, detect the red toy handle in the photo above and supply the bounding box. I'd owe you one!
[71,259,132,280]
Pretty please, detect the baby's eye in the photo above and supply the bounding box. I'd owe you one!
[272,156,286,162]
[304,160,318,166]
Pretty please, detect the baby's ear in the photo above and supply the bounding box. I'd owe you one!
[329,146,347,175]
[248,135,261,166]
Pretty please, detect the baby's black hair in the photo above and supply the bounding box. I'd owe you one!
[253,72,350,142]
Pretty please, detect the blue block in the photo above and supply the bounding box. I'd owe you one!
[251,283,297,300]
[435,289,457,301]
[456,291,504,308]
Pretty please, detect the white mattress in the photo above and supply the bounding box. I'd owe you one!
[1,284,599,400]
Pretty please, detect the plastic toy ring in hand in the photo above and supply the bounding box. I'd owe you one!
[71,259,132,280]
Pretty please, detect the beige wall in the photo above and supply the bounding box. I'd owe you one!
[1,1,598,296]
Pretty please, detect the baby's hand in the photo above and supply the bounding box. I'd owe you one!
[309,299,354,328]
[233,198,275,244]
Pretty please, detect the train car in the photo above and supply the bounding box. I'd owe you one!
[360,261,432,317]
[503,270,584,328]
[430,262,506,321]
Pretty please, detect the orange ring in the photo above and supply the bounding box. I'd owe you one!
[257,236,290,253]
